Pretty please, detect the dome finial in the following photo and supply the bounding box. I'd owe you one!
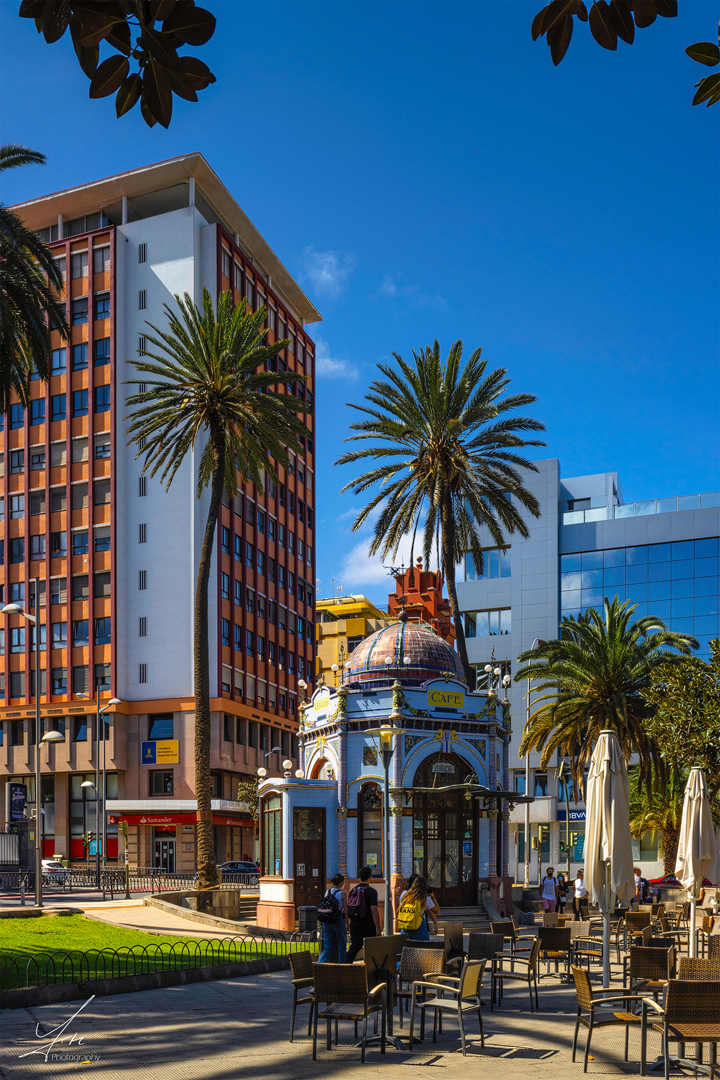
[398,608,409,623]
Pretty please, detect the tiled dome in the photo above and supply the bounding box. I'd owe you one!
[344,615,465,691]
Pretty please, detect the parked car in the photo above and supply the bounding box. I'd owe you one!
[219,860,260,884]
[41,858,70,885]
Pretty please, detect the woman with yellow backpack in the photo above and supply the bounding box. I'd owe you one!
[395,875,431,940]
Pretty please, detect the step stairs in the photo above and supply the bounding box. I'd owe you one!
[438,906,493,931]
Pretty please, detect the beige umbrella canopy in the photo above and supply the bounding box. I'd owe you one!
[584,729,634,985]
[675,767,720,958]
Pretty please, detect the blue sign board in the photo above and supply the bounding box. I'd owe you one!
[141,741,157,765]
[557,810,586,822]
[88,839,103,856]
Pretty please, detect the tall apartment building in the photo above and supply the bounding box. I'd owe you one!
[0,154,320,871]
[457,459,720,882]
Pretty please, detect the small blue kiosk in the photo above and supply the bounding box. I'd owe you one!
[256,613,516,930]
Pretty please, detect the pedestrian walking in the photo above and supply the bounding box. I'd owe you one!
[396,875,431,940]
[317,872,347,963]
[540,866,559,912]
[345,866,381,962]
[557,872,569,914]
[396,874,437,936]
[573,867,588,921]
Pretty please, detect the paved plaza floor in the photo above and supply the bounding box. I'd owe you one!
[0,963,675,1080]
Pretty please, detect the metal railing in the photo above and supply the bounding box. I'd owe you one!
[0,867,259,900]
[563,490,720,526]
[0,933,318,992]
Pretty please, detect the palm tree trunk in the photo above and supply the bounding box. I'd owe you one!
[195,433,225,890]
[440,496,472,687]
[662,825,680,877]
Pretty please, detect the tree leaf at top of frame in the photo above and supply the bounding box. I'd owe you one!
[77,8,126,47]
[575,1,589,23]
[41,0,70,43]
[163,65,199,102]
[162,2,216,46]
[88,53,129,98]
[177,54,216,89]
[532,5,549,40]
[692,71,720,106]
[69,15,99,77]
[631,0,657,29]
[140,92,158,127]
[149,0,176,21]
[115,71,143,117]
[141,24,181,71]
[105,18,132,55]
[18,0,46,19]
[654,1,677,18]
[589,0,618,50]
[685,42,720,67]
[142,56,173,127]
[533,0,574,40]
[549,12,574,64]
[608,0,634,44]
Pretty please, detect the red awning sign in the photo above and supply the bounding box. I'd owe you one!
[108,814,256,828]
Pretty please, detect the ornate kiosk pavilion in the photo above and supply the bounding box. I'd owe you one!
[257,613,521,930]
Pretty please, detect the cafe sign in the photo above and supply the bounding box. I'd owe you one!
[429,689,464,709]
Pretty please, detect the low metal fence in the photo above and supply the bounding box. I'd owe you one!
[0,932,318,991]
[0,867,259,899]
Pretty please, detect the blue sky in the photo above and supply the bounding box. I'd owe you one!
[1,1,718,607]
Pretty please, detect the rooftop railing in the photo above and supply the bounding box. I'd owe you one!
[562,491,720,526]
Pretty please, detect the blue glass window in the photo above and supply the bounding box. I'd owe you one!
[234,534,241,561]
[695,557,719,578]
[648,562,671,582]
[149,715,173,739]
[671,540,694,560]
[648,580,672,601]
[51,348,66,374]
[695,576,718,597]
[626,564,649,584]
[31,399,45,425]
[603,548,625,567]
[93,294,110,320]
[560,553,581,572]
[221,618,230,646]
[695,615,719,636]
[695,595,719,616]
[581,551,603,569]
[672,560,694,580]
[51,394,66,421]
[603,567,625,587]
[581,590,603,608]
[562,590,581,609]
[10,404,24,429]
[626,546,649,565]
[609,587,626,603]
[94,385,110,413]
[625,583,648,602]
[672,598,693,619]
[649,543,671,563]
[94,338,110,366]
[672,617,694,635]
[561,608,582,621]
[672,579,694,599]
[561,571,582,591]
[581,569,603,588]
[73,389,88,417]
[72,343,88,370]
[652,600,672,619]
[632,602,648,618]
[695,538,719,558]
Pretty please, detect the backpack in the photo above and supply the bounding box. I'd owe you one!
[317,889,341,924]
[397,896,423,931]
[347,883,369,920]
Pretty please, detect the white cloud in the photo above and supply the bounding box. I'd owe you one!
[315,337,360,381]
[373,272,447,309]
[338,533,418,589]
[302,246,356,299]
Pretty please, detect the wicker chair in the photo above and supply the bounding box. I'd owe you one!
[491,919,535,961]
[409,960,486,1056]
[395,946,445,1029]
[678,956,720,980]
[622,945,675,1001]
[625,910,652,948]
[659,916,691,953]
[491,937,541,1012]
[573,923,605,971]
[311,963,386,1063]
[536,926,573,981]
[466,932,505,962]
[288,951,315,1042]
[650,979,720,1080]
[570,964,664,1073]
[696,915,715,958]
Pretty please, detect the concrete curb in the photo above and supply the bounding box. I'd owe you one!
[0,955,290,1010]
[142,895,253,934]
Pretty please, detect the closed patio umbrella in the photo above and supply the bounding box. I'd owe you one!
[584,729,634,987]
[675,767,720,959]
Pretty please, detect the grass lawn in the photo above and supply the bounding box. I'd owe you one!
[0,915,316,990]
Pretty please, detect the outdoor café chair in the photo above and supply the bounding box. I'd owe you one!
[466,932,505,963]
[623,945,675,1002]
[659,916,691,954]
[396,946,445,1029]
[678,956,720,980]
[570,964,663,1074]
[409,959,486,1056]
[573,923,605,972]
[288,951,315,1042]
[491,919,535,965]
[311,963,386,1063]
[696,915,715,958]
[625,911,653,948]
[491,937,540,1012]
[649,979,720,1079]
[537,926,573,981]
[442,922,465,974]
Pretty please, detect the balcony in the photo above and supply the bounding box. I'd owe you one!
[562,490,720,526]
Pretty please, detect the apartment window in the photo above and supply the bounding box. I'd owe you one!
[50,580,67,605]
[279,522,285,544]
[534,771,549,797]
[246,542,254,568]
[10,537,25,562]
[10,449,24,474]
[150,771,174,795]
[51,442,67,467]
[94,479,111,505]
[233,579,241,605]
[10,494,25,519]
[268,641,275,664]
[246,629,253,656]
[52,622,67,648]
[138,242,146,263]
[257,550,265,576]
[465,547,511,581]
[139,289,146,310]
[221,618,230,646]
[139,476,147,496]
[10,672,26,699]
[139,663,148,684]
[257,594,265,620]
[73,389,88,417]
[94,338,110,366]
[71,251,88,279]
[10,403,24,430]
[10,627,26,653]
[95,663,111,691]
[72,531,88,555]
[31,534,46,560]
[72,343,88,370]
[139,616,147,637]
[51,347,66,375]
[139,523,147,543]
[234,623,242,649]
[149,714,173,739]
[221,572,230,599]
[94,385,110,413]
[257,510,265,534]
[92,245,110,274]
[278,565,285,588]
[71,483,88,511]
[94,433,110,459]
[257,636,265,660]
[93,293,110,321]
[30,399,45,426]
[52,667,67,694]
[288,531,295,555]
[221,525,230,553]
[30,449,45,470]
[51,394,66,421]
[287,571,294,595]
[54,254,66,279]
[95,617,111,644]
[138,570,147,591]
[94,526,111,552]
[138,335,146,354]
[289,492,295,516]
[246,588,254,613]
[223,714,232,741]
[72,665,89,695]
[464,608,512,637]
[72,619,89,646]
[51,488,66,513]
[306,507,313,529]
[71,298,88,325]
[71,574,89,600]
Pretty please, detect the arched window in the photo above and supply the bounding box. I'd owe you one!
[357,783,382,878]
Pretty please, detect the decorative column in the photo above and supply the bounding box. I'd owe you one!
[336,688,349,876]
[502,702,511,879]
[390,682,405,920]
[297,705,307,776]
[487,704,500,912]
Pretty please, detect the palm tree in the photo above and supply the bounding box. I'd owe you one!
[629,766,720,875]
[335,340,545,685]
[0,144,68,411]
[125,288,308,889]
[517,598,697,800]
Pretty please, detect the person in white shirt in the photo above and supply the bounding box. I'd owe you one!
[573,867,589,921]
[540,866,559,912]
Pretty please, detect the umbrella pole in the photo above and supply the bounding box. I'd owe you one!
[602,863,611,987]
[689,879,698,959]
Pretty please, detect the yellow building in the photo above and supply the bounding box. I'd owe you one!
[316,595,390,686]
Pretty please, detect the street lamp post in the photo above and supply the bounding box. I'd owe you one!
[557,760,572,880]
[378,723,394,936]
[522,637,543,890]
[78,694,122,890]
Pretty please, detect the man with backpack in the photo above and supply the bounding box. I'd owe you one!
[317,872,347,963]
[345,865,381,962]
